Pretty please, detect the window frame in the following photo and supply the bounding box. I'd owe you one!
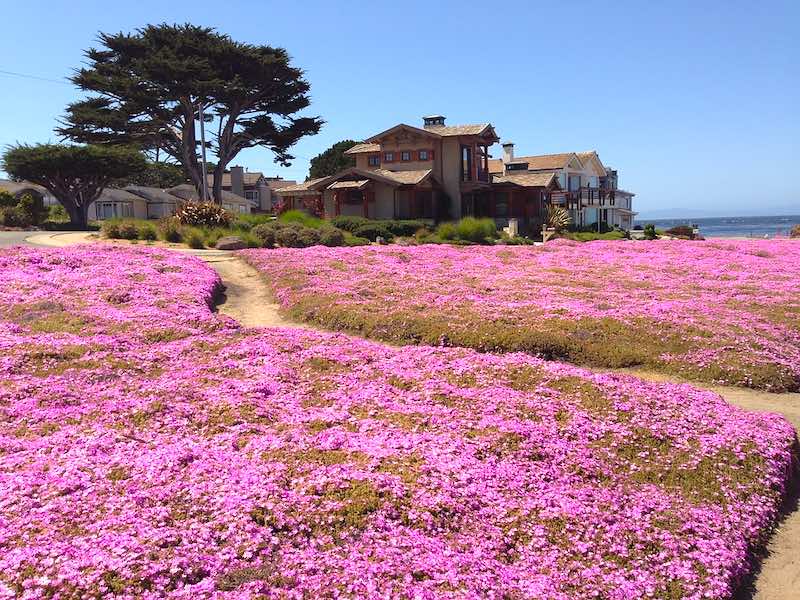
[418,149,429,161]
[383,151,395,163]
[367,154,380,167]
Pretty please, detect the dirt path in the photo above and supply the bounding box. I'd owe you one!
[204,256,307,329]
[614,368,800,600]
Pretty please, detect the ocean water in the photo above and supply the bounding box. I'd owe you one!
[634,215,800,238]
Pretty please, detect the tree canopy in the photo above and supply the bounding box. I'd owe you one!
[118,161,186,188]
[308,139,358,180]
[58,23,323,204]
[2,144,147,229]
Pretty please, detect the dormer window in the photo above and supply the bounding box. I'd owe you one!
[423,115,446,127]
[506,162,528,171]
[367,154,380,166]
[384,151,395,162]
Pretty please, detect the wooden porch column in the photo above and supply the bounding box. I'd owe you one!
[412,189,417,219]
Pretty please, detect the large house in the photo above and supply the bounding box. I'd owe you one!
[274,115,636,233]
[489,145,636,230]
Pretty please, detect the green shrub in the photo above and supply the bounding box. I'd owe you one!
[455,217,496,243]
[175,201,232,228]
[353,222,394,242]
[101,221,122,238]
[138,223,158,241]
[0,191,16,208]
[117,221,139,240]
[791,224,800,239]
[158,218,183,243]
[48,204,69,222]
[319,227,346,247]
[278,209,324,229]
[384,219,427,236]
[1,206,32,227]
[240,232,262,248]
[331,215,369,233]
[275,223,305,248]
[665,225,694,239]
[234,213,275,229]
[344,235,371,247]
[252,223,278,248]
[297,226,321,247]
[185,229,205,249]
[643,224,657,240]
[436,222,458,240]
[16,193,44,225]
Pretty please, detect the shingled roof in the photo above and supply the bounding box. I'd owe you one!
[422,123,494,137]
[492,172,560,188]
[344,143,381,155]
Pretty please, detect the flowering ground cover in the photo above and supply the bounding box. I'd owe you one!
[0,245,797,599]
[241,239,800,391]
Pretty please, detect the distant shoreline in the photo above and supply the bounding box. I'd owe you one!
[635,215,799,239]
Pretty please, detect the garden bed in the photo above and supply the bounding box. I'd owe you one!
[0,245,796,598]
[241,239,800,391]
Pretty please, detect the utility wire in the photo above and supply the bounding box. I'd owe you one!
[0,69,71,85]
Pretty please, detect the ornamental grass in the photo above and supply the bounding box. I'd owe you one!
[241,239,800,391]
[0,245,796,598]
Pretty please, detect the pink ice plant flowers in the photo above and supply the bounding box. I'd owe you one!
[241,239,800,390]
[0,245,796,599]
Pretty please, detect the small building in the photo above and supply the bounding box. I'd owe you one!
[205,167,295,212]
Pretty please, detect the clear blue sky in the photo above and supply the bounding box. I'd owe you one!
[1,0,798,217]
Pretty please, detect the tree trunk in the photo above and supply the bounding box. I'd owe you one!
[62,197,89,230]
[212,163,226,205]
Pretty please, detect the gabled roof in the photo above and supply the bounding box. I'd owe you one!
[205,171,265,187]
[423,123,497,138]
[575,151,607,176]
[96,188,144,203]
[512,153,576,171]
[124,185,181,204]
[365,122,499,144]
[487,159,504,174]
[327,180,370,190]
[344,143,381,155]
[372,169,433,185]
[492,172,560,188]
[0,179,48,197]
[273,177,333,195]
[365,123,440,143]
[273,168,435,196]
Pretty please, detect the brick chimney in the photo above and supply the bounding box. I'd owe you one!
[230,165,245,198]
[502,142,514,164]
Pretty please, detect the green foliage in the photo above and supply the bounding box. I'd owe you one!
[308,140,357,179]
[791,224,800,239]
[158,218,183,243]
[665,225,695,239]
[278,209,324,229]
[567,230,628,242]
[138,223,158,241]
[1,144,147,229]
[252,223,278,248]
[174,201,232,228]
[644,224,658,240]
[331,215,369,233]
[436,217,497,243]
[353,222,394,242]
[119,161,186,188]
[0,191,16,207]
[58,23,323,204]
[0,206,31,227]
[233,213,275,229]
[48,205,69,222]
[185,229,205,249]
[318,227,345,247]
[344,235,371,247]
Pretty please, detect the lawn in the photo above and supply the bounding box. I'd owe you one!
[241,239,800,391]
[0,245,796,598]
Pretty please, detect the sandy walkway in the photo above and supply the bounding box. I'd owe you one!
[205,256,306,329]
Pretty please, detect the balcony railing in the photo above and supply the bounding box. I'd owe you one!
[550,187,619,207]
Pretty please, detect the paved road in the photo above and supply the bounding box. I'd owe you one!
[0,231,40,247]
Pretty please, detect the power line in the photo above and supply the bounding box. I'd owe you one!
[0,69,71,85]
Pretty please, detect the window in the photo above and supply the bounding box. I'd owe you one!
[384,151,395,162]
[418,149,430,161]
[460,145,473,182]
[400,151,412,162]
[96,201,133,219]
[245,190,259,202]
[368,154,380,166]
[506,162,528,171]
